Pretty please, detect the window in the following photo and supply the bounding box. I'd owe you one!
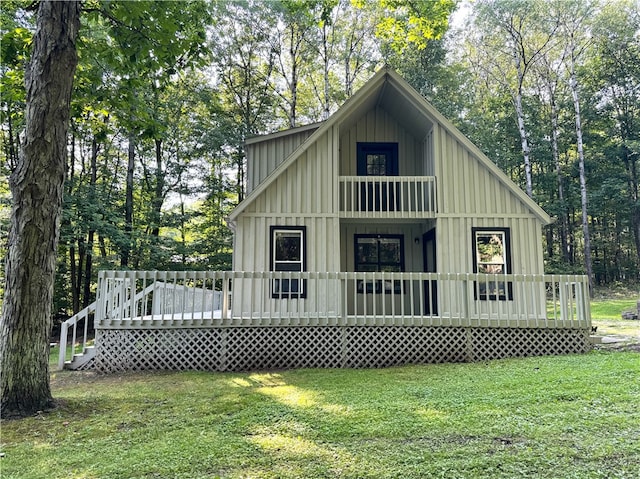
[357,143,399,211]
[472,228,513,300]
[355,234,404,293]
[356,143,399,176]
[270,226,306,298]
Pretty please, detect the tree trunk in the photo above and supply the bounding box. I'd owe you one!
[150,138,164,238]
[83,137,98,308]
[550,95,570,262]
[514,89,533,198]
[122,133,135,267]
[0,0,80,418]
[287,24,299,128]
[322,22,330,121]
[569,52,594,292]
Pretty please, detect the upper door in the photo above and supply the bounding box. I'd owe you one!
[357,142,399,211]
[356,142,399,176]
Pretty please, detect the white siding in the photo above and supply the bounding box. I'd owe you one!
[233,77,549,319]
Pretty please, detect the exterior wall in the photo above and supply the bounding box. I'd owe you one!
[340,221,434,317]
[339,106,426,176]
[427,123,547,318]
[340,222,433,273]
[233,127,341,316]
[234,83,549,320]
[435,124,532,217]
[245,125,319,194]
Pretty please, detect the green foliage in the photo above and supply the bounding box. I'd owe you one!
[3,353,640,478]
[355,0,457,52]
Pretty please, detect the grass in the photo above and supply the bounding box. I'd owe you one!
[590,297,640,338]
[2,351,639,479]
[591,299,638,321]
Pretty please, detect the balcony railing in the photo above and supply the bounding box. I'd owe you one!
[339,176,437,218]
[94,270,590,330]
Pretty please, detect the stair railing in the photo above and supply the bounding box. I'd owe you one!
[57,301,96,370]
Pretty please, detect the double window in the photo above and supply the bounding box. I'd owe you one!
[472,227,513,300]
[270,226,306,298]
[355,234,404,294]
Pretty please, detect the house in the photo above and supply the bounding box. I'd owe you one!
[59,68,591,372]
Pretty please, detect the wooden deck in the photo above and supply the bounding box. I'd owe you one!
[58,270,592,372]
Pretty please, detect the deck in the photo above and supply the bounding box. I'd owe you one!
[59,271,592,372]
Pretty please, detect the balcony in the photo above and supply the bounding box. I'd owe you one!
[339,176,437,218]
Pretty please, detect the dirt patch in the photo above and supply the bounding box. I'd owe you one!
[593,319,640,337]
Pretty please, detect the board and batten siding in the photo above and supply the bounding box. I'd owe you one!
[433,120,547,317]
[245,125,319,194]
[244,130,336,216]
[339,107,427,176]
[435,124,531,217]
[232,127,341,316]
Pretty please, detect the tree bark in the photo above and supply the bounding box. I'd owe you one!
[122,133,135,268]
[1,0,80,418]
[150,138,164,239]
[569,46,593,292]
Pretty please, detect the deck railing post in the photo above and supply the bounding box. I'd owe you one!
[559,280,570,323]
[58,322,68,370]
[222,272,230,319]
[461,275,470,325]
[575,278,590,329]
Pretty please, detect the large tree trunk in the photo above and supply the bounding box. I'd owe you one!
[0,0,80,418]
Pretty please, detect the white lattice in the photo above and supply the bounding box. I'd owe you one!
[344,327,469,368]
[95,329,224,372]
[225,327,344,371]
[93,326,592,373]
[471,328,590,361]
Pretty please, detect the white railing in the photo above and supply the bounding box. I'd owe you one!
[94,270,591,330]
[58,301,96,370]
[339,176,437,218]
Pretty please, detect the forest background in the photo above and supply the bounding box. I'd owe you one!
[1,0,639,323]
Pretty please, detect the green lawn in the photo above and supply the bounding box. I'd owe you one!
[2,351,639,479]
[591,298,638,321]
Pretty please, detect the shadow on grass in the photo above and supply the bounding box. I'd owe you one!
[2,355,640,478]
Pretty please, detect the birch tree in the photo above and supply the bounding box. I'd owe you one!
[469,0,559,198]
[532,38,572,263]
[589,0,640,271]
[558,0,597,291]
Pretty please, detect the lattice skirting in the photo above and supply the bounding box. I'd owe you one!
[93,326,591,373]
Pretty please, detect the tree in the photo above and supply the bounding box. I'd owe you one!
[557,0,597,291]
[361,0,456,53]
[1,0,80,418]
[211,0,278,201]
[468,0,559,198]
[589,0,640,274]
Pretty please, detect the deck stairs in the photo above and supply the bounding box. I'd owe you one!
[58,280,161,370]
[67,345,96,370]
[58,301,97,370]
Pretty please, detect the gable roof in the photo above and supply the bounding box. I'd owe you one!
[229,67,552,225]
